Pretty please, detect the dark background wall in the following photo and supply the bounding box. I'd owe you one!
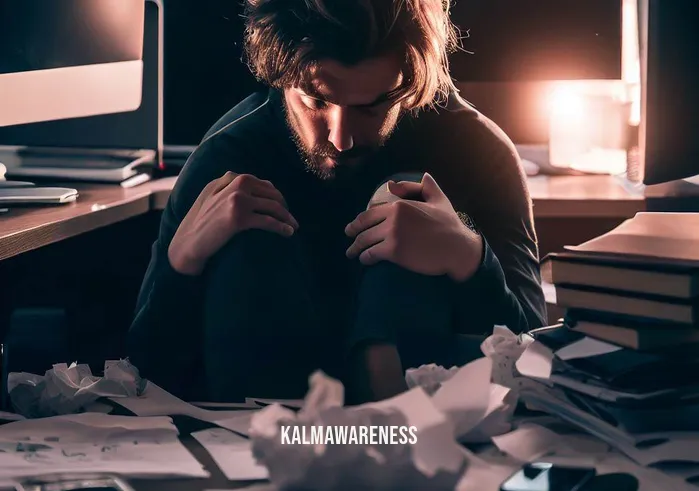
[162,0,621,146]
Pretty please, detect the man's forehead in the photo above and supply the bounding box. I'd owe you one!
[300,56,403,106]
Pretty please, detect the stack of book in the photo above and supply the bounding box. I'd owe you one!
[542,212,699,351]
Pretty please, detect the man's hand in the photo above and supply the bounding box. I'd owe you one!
[168,172,299,276]
[345,173,483,282]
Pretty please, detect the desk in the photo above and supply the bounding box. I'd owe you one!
[0,178,176,261]
[0,175,644,262]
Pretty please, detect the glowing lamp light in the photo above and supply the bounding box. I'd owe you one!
[548,87,585,120]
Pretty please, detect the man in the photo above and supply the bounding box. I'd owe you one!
[128,0,546,403]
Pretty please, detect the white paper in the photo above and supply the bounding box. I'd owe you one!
[192,428,268,481]
[360,387,466,477]
[249,371,466,490]
[555,337,622,361]
[297,371,344,420]
[480,325,536,391]
[214,410,258,437]
[460,383,515,443]
[111,382,257,427]
[0,411,24,421]
[0,413,207,479]
[405,363,459,395]
[432,357,493,439]
[8,359,145,418]
[0,412,177,442]
[515,341,554,379]
[492,424,568,462]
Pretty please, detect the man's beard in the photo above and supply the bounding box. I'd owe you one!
[283,103,399,181]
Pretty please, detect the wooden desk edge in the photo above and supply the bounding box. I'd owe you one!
[0,195,151,261]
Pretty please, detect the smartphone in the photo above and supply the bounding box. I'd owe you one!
[500,462,596,491]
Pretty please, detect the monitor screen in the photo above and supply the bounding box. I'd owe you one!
[0,0,160,152]
[449,0,623,82]
[635,0,699,185]
[0,0,145,127]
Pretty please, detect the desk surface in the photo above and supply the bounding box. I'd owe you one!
[0,175,644,261]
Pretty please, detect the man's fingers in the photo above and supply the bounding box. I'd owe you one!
[230,174,289,208]
[212,171,239,195]
[243,213,295,237]
[345,206,390,237]
[420,173,448,203]
[187,172,237,217]
[358,240,392,266]
[251,181,289,208]
[346,222,388,259]
[387,180,423,200]
[250,196,299,229]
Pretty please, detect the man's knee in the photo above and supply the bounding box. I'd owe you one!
[210,229,299,273]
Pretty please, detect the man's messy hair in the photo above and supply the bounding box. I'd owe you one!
[243,0,460,111]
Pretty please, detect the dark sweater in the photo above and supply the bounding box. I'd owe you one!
[127,89,547,398]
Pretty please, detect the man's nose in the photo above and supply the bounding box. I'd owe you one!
[327,106,354,152]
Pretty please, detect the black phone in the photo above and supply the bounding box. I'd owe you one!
[500,462,596,491]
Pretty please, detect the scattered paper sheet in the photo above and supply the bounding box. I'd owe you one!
[460,383,515,443]
[515,341,554,380]
[0,413,208,479]
[214,410,258,437]
[492,424,569,462]
[0,411,24,422]
[8,360,145,418]
[361,386,466,478]
[192,428,268,481]
[405,363,459,395]
[432,358,493,439]
[111,382,258,428]
[249,371,467,491]
[480,325,535,390]
[555,336,622,361]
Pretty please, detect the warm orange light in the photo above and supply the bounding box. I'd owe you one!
[549,87,585,119]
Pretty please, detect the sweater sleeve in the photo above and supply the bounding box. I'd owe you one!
[448,128,547,335]
[127,135,246,399]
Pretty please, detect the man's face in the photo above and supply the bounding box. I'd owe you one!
[283,54,404,180]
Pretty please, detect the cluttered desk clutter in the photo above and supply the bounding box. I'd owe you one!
[1,0,699,490]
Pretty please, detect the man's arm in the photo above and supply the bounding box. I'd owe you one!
[448,134,547,335]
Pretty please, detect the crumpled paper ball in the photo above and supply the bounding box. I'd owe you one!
[480,325,534,390]
[405,363,460,395]
[249,371,467,491]
[7,359,145,418]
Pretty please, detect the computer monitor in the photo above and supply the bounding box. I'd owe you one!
[0,0,145,127]
[449,0,623,82]
[632,0,699,185]
[0,0,162,156]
